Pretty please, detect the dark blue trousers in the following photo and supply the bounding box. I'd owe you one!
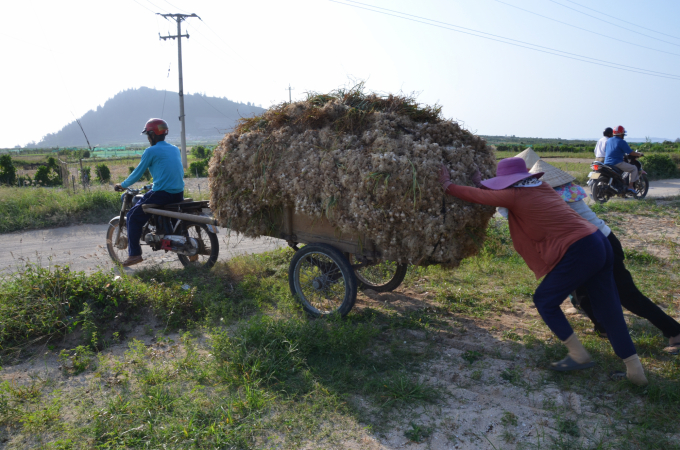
[533,231,636,359]
[126,190,184,257]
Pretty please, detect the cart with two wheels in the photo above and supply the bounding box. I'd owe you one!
[270,206,409,317]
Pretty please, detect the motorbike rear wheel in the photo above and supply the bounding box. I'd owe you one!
[177,224,219,269]
[106,218,129,264]
[591,180,611,204]
[633,174,649,199]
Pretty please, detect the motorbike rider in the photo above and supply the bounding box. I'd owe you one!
[603,126,642,194]
[114,118,185,267]
[594,127,613,163]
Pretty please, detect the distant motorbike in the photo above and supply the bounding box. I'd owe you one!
[108,185,220,268]
[587,154,649,204]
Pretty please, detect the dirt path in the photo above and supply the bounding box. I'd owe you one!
[0,223,284,275]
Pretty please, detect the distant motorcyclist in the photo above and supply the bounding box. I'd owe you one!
[603,126,642,194]
[594,127,613,163]
[114,118,184,267]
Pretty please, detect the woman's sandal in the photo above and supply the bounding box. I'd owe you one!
[662,343,680,355]
[550,355,595,372]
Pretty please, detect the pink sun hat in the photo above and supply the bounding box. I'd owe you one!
[480,157,545,190]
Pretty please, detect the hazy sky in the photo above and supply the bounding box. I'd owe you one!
[2,0,679,147]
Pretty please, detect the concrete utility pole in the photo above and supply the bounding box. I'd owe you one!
[286,84,295,103]
[158,13,200,169]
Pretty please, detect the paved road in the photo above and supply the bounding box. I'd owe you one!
[1,179,678,275]
[646,178,680,198]
[0,224,284,275]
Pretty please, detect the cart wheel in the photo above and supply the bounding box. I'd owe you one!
[289,243,357,317]
[350,255,408,292]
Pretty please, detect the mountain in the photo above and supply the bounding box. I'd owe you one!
[34,87,266,147]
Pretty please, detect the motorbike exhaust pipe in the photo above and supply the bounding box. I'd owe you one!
[607,178,619,193]
[142,206,218,226]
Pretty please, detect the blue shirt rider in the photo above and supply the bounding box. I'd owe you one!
[114,118,185,267]
[603,126,642,194]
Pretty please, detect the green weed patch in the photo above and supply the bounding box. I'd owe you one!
[0,187,121,233]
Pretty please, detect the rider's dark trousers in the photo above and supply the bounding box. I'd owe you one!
[574,232,680,338]
[126,190,184,257]
[533,231,637,360]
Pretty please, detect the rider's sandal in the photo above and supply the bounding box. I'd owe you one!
[550,355,595,372]
[122,256,144,267]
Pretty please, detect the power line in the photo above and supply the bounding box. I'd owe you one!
[195,17,244,60]
[0,32,58,54]
[130,0,157,14]
[161,63,171,118]
[545,0,680,48]
[183,21,236,58]
[492,0,680,58]
[144,0,171,14]
[330,0,680,81]
[195,93,230,118]
[161,0,189,14]
[561,0,680,41]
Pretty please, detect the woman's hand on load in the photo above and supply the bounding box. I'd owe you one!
[471,169,482,188]
[439,164,453,190]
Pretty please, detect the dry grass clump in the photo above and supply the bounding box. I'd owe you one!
[209,85,496,266]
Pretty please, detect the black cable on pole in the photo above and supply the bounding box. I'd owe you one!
[561,0,680,41]
[492,0,680,58]
[330,0,680,81]
[545,0,680,48]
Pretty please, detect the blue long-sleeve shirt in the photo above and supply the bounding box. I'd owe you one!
[121,141,185,194]
[604,136,633,166]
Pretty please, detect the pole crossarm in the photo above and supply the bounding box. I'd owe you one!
[159,34,189,40]
[157,13,201,20]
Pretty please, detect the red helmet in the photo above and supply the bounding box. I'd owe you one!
[612,125,626,136]
[141,118,169,136]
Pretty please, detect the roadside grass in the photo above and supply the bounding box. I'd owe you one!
[590,195,680,216]
[0,180,210,234]
[495,151,596,160]
[548,161,590,185]
[0,186,121,233]
[0,202,679,447]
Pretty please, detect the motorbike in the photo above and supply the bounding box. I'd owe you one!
[107,185,220,268]
[587,153,649,204]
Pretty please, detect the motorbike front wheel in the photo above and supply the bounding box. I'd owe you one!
[177,224,220,269]
[591,180,610,204]
[106,218,129,264]
[634,174,649,199]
